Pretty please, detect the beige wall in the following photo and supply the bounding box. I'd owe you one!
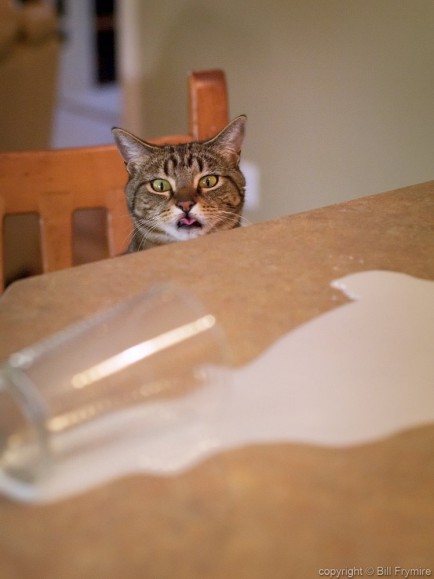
[118,0,434,222]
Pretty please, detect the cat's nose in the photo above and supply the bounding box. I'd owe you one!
[177,200,195,213]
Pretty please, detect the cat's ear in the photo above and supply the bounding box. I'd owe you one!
[111,127,156,164]
[207,115,246,162]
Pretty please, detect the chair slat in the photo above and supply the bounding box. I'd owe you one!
[38,192,73,271]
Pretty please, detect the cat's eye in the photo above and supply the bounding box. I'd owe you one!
[150,178,172,193]
[198,175,219,189]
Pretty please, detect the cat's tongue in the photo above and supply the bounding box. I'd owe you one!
[179,217,200,227]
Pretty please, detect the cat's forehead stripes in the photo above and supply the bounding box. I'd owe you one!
[159,144,209,176]
[163,156,176,175]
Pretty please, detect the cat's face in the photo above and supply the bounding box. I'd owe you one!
[112,116,246,251]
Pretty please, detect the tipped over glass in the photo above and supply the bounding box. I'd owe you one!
[0,285,229,501]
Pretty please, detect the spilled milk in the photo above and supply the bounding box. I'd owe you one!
[1,270,433,503]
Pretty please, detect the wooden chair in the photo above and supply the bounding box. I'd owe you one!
[0,69,229,292]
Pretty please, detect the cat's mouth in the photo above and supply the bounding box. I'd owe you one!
[177,216,202,229]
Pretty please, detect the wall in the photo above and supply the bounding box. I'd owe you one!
[117,0,434,222]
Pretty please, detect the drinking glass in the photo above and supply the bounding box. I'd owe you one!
[0,285,228,501]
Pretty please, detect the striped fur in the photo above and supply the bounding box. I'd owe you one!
[112,116,246,252]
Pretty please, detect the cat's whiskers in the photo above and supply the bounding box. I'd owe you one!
[217,209,252,227]
[135,215,165,250]
[208,214,239,232]
[126,216,151,248]
[128,227,144,250]
[208,209,250,232]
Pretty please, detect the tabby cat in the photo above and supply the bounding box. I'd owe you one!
[112,115,246,252]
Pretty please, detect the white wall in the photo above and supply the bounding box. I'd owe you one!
[118,0,434,221]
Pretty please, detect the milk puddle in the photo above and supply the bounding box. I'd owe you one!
[1,270,433,503]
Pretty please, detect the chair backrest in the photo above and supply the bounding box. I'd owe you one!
[0,69,229,292]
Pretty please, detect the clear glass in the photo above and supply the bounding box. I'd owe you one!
[0,285,228,500]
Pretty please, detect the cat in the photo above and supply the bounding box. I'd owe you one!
[112,115,246,252]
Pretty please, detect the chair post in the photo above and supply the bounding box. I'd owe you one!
[188,69,229,141]
[38,192,74,272]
